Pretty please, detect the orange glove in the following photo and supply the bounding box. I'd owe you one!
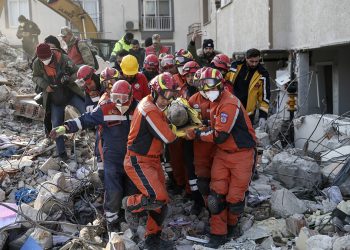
[185,127,197,140]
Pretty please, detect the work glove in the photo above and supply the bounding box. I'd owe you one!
[185,127,197,140]
[258,118,267,131]
[49,126,66,139]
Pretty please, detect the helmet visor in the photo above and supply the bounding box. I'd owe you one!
[110,93,130,104]
[161,90,179,101]
[175,56,185,65]
[199,78,221,89]
[75,78,93,88]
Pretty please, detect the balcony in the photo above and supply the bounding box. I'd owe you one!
[142,16,173,31]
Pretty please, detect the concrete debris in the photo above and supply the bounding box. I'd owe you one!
[270,188,307,218]
[285,214,307,236]
[39,157,60,174]
[333,235,350,250]
[255,129,270,147]
[306,235,333,250]
[321,162,344,183]
[295,227,319,250]
[260,236,276,250]
[268,151,322,189]
[321,145,350,162]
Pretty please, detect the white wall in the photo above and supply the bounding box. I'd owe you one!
[273,0,350,50]
[0,1,65,46]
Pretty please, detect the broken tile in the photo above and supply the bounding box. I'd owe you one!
[270,189,307,218]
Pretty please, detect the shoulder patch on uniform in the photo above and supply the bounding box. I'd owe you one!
[220,112,228,123]
[134,83,140,89]
[193,104,199,109]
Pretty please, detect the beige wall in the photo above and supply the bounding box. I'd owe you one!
[0,1,66,46]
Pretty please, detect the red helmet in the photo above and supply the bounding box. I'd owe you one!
[100,67,120,90]
[182,61,200,76]
[149,72,178,100]
[144,54,159,71]
[211,54,231,71]
[110,80,133,106]
[196,67,223,91]
[174,49,193,66]
[160,54,175,69]
[76,65,95,87]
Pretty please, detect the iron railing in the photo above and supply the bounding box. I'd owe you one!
[142,16,172,31]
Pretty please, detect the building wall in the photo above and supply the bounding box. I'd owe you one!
[0,1,66,46]
[273,0,350,49]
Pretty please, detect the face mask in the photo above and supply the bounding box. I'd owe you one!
[116,104,130,115]
[156,102,168,111]
[20,22,25,27]
[199,91,208,99]
[42,56,52,65]
[205,90,220,102]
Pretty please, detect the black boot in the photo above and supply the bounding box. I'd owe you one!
[227,224,242,240]
[190,190,205,215]
[144,232,174,250]
[205,234,227,249]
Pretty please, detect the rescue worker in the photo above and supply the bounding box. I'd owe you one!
[50,80,138,233]
[58,26,96,68]
[177,61,205,215]
[109,32,134,62]
[32,43,85,161]
[188,30,218,67]
[210,54,233,92]
[75,65,103,112]
[173,49,193,87]
[186,67,256,248]
[142,54,159,82]
[119,55,150,101]
[99,67,120,102]
[145,33,169,57]
[159,54,177,75]
[122,72,178,249]
[228,48,270,128]
[129,39,145,69]
[17,15,40,61]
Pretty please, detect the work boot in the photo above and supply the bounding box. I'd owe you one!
[205,234,227,249]
[190,201,203,216]
[122,196,163,211]
[106,220,120,233]
[144,233,174,250]
[227,224,242,240]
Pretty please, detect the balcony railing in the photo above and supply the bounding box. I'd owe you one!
[142,16,173,31]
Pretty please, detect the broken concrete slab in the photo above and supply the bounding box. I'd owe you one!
[333,235,350,250]
[50,172,66,193]
[321,145,350,162]
[321,162,344,183]
[30,228,53,249]
[268,151,322,189]
[306,235,333,250]
[259,236,276,250]
[255,130,270,147]
[285,214,307,236]
[39,157,60,174]
[295,227,319,250]
[16,203,47,226]
[270,188,307,218]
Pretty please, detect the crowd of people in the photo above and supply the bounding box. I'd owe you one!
[25,17,271,248]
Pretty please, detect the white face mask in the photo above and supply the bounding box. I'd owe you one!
[19,22,25,27]
[116,104,130,115]
[205,90,220,102]
[41,56,52,65]
[199,91,208,99]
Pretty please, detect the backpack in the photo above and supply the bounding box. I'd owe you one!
[75,39,99,70]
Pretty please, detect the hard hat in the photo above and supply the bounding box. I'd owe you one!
[160,54,175,68]
[76,65,95,87]
[144,54,159,71]
[149,72,178,100]
[100,67,119,90]
[174,49,193,66]
[211,54,231,71]
[196,67,223,91]
[110,80,133,105]
[120,55,139,76]
[167,101,189,127]
[182,61,200,76]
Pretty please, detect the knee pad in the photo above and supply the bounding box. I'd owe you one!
[228,200,245,215]
[197,178,210,196]
[207,191,226,215]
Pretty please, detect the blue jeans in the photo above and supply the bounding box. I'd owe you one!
[51,94,85,155]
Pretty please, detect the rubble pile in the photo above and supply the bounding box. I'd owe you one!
[1,33,350,249]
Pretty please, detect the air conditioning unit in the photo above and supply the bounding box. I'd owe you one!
[125,21,139,31]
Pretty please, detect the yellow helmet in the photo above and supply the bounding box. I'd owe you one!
[120,55,139,76]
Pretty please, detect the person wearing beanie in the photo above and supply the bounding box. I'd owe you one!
[44,35,66,54]
[32,43,85,161]
[109,32,134,62]
[16,15,41,62]
[187,30,219,67]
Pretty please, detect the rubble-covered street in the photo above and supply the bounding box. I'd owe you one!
[1,29,350,250]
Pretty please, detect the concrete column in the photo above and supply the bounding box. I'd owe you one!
[296,52,310,116]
